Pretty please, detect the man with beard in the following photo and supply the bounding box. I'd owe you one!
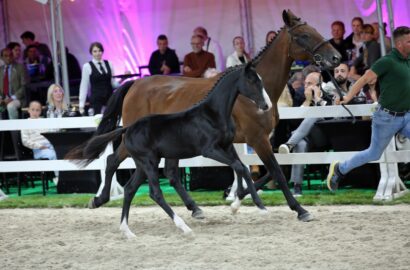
[322,62,367,103]
[182,35,216,78]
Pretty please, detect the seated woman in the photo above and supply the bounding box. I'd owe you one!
[21,100,58,184]
[226,36,251,68]
[46,83,69,118]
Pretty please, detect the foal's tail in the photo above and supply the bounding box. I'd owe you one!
[65,80,134,160]
[78,127,129,167]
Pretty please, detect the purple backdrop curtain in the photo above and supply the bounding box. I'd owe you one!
[4,0,410,75]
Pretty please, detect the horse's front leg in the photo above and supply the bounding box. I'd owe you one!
[164,158,204,219]
[250,138,313,222]
[119,166,146,239]
[203,146,266,213]
[145,158,192,235]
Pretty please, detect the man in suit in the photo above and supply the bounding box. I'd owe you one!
[0,48,28,119]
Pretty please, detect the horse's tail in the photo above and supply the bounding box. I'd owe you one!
[96,79,135,135]
[77,127,128,167]
[65,80,134,160]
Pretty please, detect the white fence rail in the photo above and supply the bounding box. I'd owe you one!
[0,104,408,201]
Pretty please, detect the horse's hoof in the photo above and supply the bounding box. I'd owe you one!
[192,209,205,219]
[88,198,96,209]
[258,207,269,215]
[297,212,314,222]
[230,197,241,214]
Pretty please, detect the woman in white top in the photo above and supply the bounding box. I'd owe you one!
[79,42,118,115]
[225,36,251,68]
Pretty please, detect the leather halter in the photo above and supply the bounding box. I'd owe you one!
[287,22,330,64]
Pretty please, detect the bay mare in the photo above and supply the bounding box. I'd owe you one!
[78,64,271,237]
[66,10,341,221]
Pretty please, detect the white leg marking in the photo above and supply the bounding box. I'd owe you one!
[230,196,242,214]
[119,218,136,239]
[173,214,192,234]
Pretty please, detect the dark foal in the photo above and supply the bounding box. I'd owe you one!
[79,64,271,237]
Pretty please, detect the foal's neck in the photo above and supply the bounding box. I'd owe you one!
[204,70,241,122]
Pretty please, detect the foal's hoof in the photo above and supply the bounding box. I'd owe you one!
[258,207,269,215]
[230,197,242,214]
[192,209,205,219]
[88,198,96,209]
[297,212,314,222]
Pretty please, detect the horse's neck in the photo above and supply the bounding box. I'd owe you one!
[255,31,293,104]
[204,72,240,121]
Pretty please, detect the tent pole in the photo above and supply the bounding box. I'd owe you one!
[49,0,60,85]
[56,0,70,105]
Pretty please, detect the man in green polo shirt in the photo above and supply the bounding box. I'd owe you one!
[327,26,410,192]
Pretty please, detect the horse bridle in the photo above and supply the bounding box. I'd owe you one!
[287,22,356,123]
[287,22,329,65]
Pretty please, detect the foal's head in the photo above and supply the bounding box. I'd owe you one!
[239,63,272,111]
[283,9,341,69]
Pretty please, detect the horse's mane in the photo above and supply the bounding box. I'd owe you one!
[251,17,302,65]
[193,65,244,106]
[251,28,283,65]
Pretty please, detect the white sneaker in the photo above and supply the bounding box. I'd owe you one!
[53,177,59,185]
[279,144,293,154]
[244,189,263,200]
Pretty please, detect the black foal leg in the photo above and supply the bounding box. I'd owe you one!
[145,161,192,234]
[90,149,124,208]
[164,159,204,219]
[203,146,265,212]
[119,167,146,238]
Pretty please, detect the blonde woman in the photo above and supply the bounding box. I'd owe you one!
[46,83,68,118]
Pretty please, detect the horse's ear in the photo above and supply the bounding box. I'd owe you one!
[282,10,291,27]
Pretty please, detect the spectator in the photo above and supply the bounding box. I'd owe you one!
[327,26,410,192]
[226,36,251,68]
[21,100,58,184]
[344,17,364,63]
[46,83,68,118]
[371,22,392,53]
[45,46,81,83]
[24,45,50,81]
[265,30,277,44]
[0,48,28,119]
[278,71,332,196]
[148,34,180,75]
[20,31,52,60]
[349,24,381,81]
[7,42,23,64]
[288,71,305,107]
[79,42,118,115]
[329,21,349,62]
[183,35,216,78]
[193,26,225,72]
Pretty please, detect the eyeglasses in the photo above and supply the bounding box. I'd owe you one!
[191,42,202,46]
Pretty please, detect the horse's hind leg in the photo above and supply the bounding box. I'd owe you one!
[119,166,146,239]
[164,159,204,219]
[90,143,128,208]
[145,159,192,234]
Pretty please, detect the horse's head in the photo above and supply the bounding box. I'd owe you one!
[240,63,272,111]
[283,9,341,69]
